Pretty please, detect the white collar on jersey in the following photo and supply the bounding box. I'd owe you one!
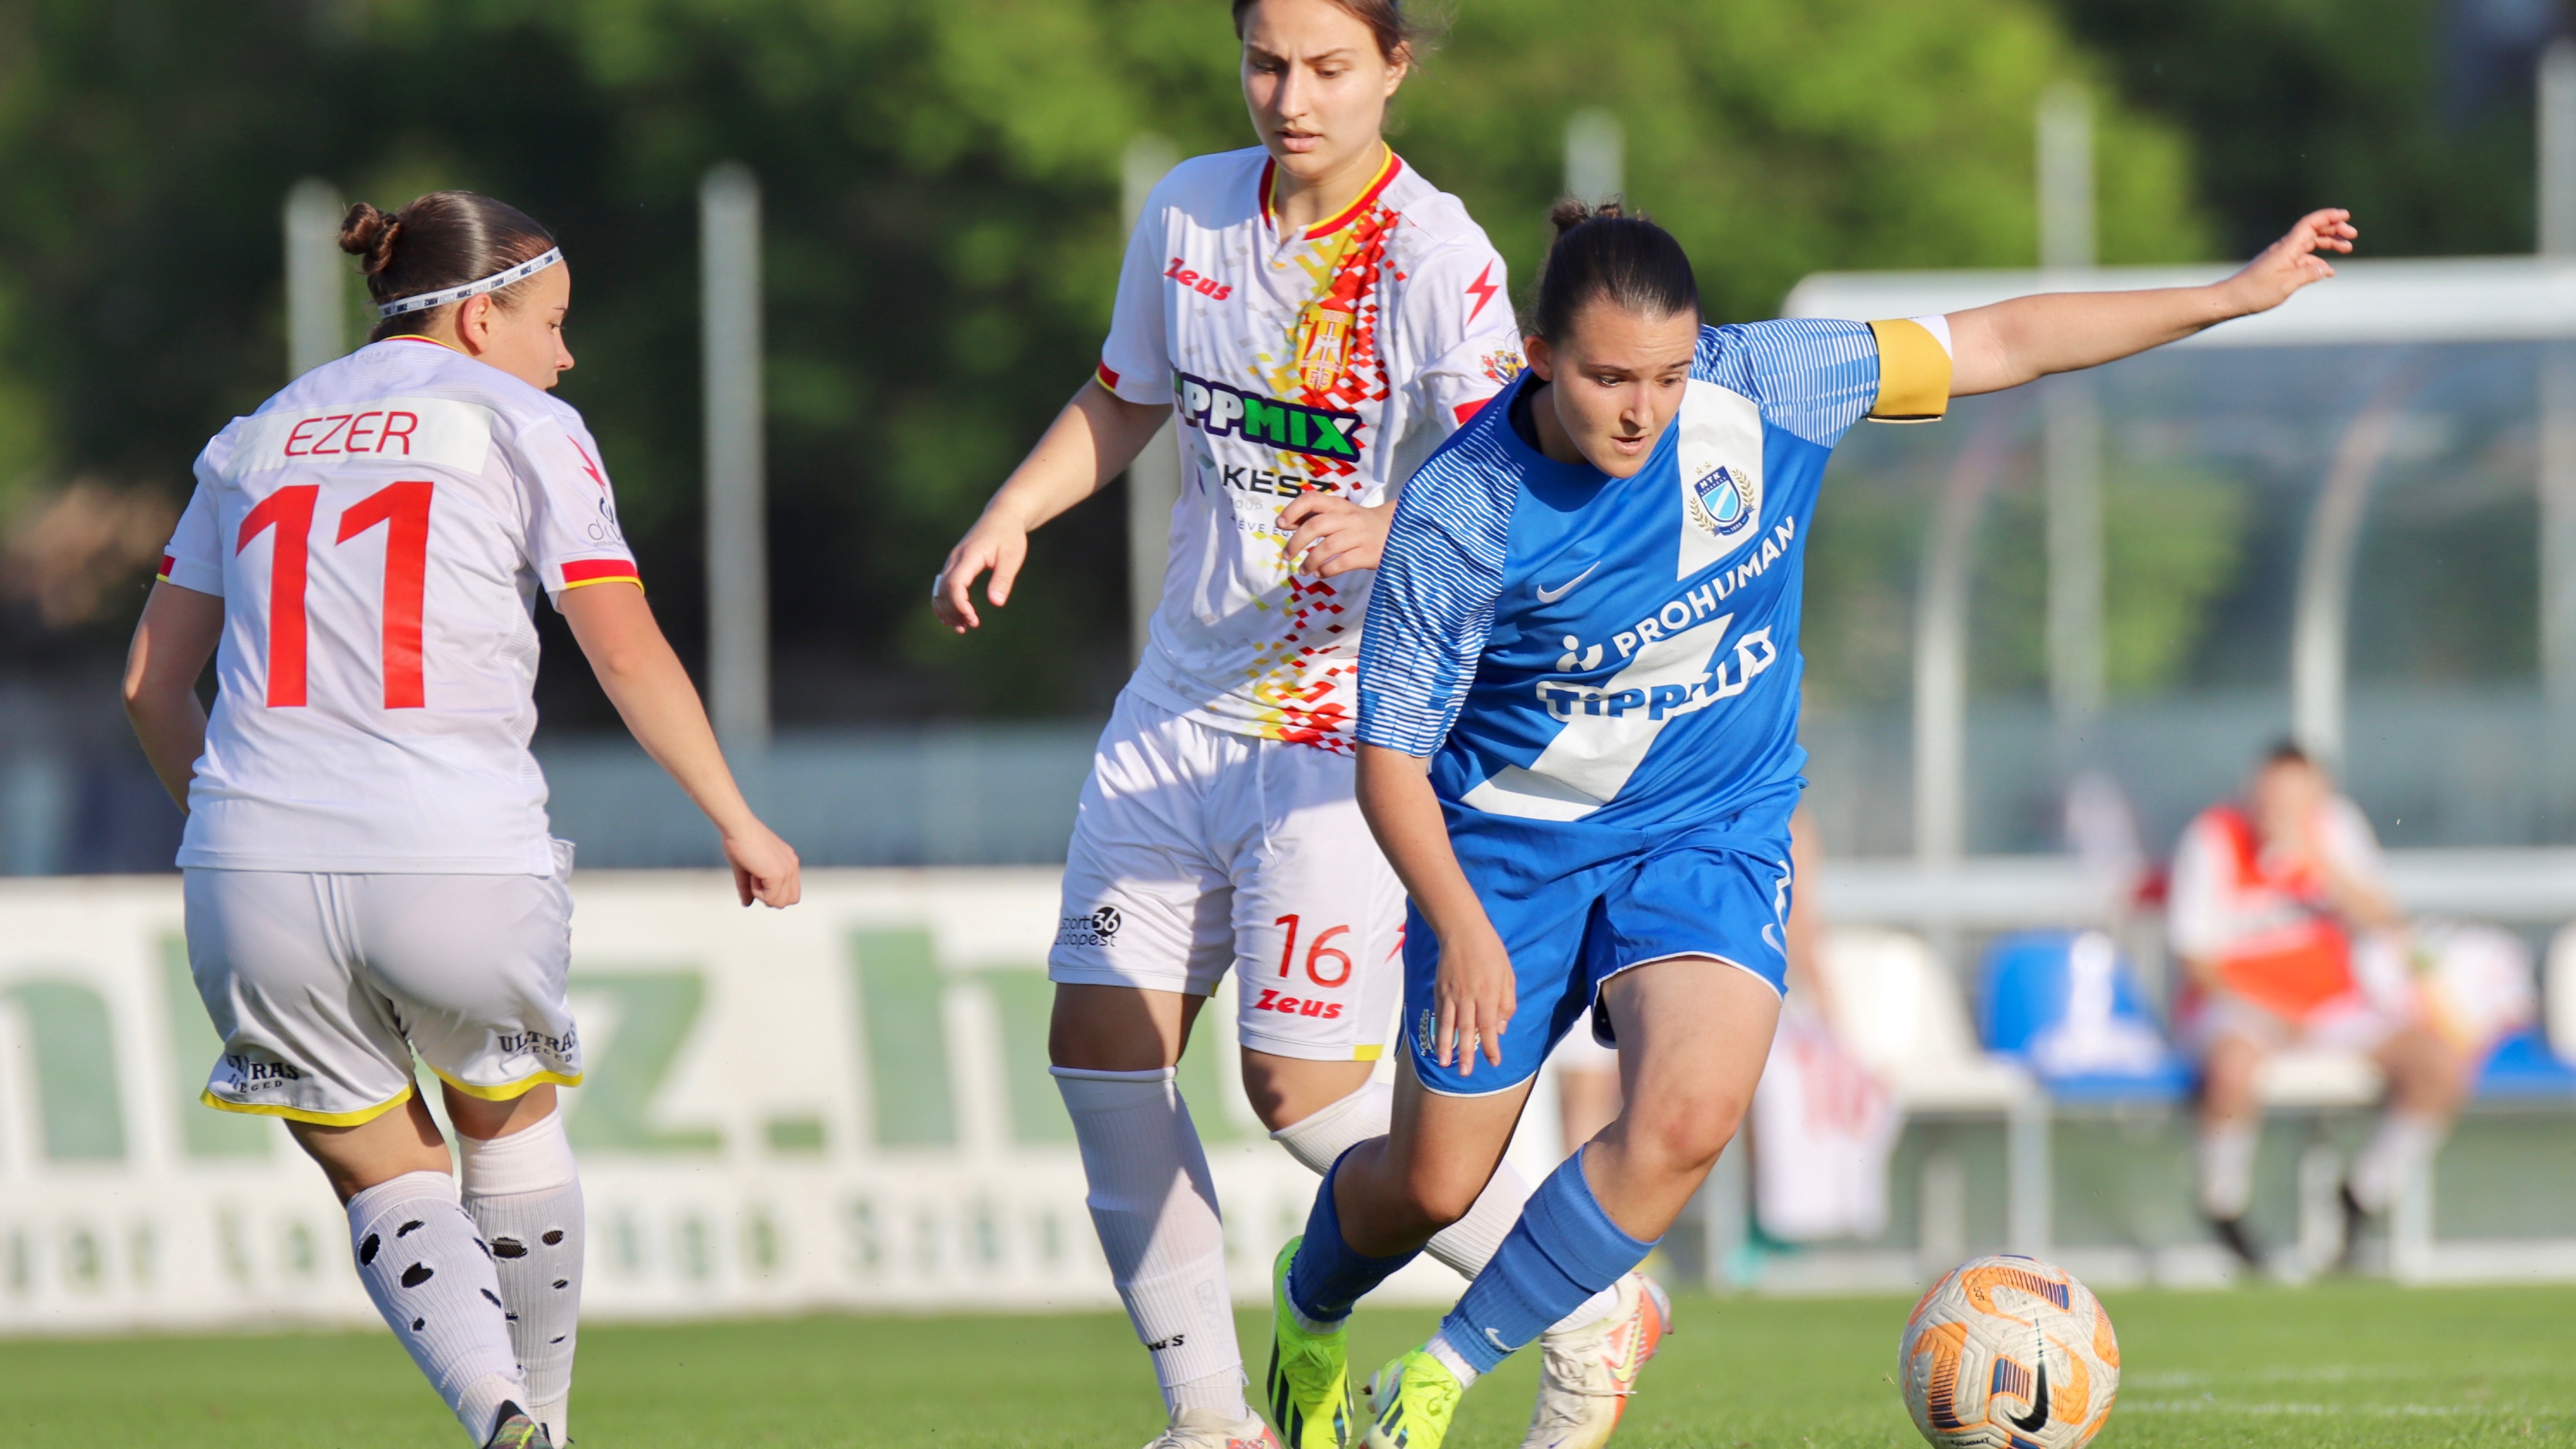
[376,248,564,318]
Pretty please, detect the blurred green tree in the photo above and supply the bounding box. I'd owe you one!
[0,0,2208,723]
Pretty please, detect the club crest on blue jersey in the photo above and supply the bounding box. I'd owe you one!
[1674,379,1768,579]
[1689,465,1755,538]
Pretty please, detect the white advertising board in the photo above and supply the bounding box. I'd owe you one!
[0,870,1489,1336]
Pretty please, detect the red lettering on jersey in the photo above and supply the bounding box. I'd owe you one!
[282,419,321,457]
[1165,257,1233,301]
[345,411,384,453]
[311,414,355,455]
[379,412,419,454]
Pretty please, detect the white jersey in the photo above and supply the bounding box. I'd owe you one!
[1100,147,1524,751]
[159,336,641,874]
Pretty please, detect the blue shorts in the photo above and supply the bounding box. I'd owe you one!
[1403,811,1795,1097]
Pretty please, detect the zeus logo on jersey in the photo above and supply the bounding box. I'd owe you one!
[1163,257,1235,301]
[1177,372,1362,461]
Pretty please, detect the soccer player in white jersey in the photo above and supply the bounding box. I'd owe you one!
[932,5,1663,1448]
[1265,200,2357,1449]
[122,191,800,1449]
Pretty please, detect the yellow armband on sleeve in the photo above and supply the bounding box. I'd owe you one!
[1865,318,1952,423]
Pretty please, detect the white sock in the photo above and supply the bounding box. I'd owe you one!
[459,1111,582,1448]
[347,1170,527,1444]
[1272,1080,1616,1334]
[2197,1121,2258,1219]
[1424,1332,1483,1390]
[2348,1111,2448,1213]
[1053,1066,1249,1421]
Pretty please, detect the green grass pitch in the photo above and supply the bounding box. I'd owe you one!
[6,1282,2572,1446]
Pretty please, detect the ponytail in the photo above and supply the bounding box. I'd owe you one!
[1530,198,1699,345]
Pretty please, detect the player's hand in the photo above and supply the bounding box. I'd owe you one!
[2223,208,2356,317]
[1431,923,1514,1075]
[933,514,1031,633]
[1279,492,1391,578]
[723,821,802,908]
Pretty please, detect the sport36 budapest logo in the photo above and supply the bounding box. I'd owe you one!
[1055,906,1123,948]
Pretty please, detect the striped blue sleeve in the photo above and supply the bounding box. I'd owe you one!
[1356,421,1519,757]
[1695,320,1882,447]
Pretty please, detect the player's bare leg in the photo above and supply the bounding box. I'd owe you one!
[448,1084,584,1449]
[2340,1022,2472,1264]
[292,1095,545,1446]
[2195,1028,2268,1269]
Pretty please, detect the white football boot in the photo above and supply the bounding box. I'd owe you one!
[1143,1407,1285,1449]
[1519,1272,1672,1449]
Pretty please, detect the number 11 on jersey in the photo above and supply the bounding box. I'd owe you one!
[235,480,435,710]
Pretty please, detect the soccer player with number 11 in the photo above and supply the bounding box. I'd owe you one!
[123,191,801,1449]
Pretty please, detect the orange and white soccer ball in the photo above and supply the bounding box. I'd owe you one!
[1897,1256,2119,1449]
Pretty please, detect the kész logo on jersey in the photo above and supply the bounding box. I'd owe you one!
[1177,372,1362,462]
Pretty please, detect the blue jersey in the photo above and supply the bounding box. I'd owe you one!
[1357,317,1951,838]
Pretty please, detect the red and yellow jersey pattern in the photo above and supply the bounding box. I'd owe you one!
[1099,146,1523,751]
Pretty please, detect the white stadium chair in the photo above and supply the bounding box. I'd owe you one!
[1814,926,2036,1113]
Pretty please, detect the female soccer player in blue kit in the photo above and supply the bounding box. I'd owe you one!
[1264,197,2358,1449]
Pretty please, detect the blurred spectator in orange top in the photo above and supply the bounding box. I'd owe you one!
[2168,741,2474,1270]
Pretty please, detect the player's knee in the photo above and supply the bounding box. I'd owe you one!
[1624,1094,1741,1178]
[1395,1165,1485,1233]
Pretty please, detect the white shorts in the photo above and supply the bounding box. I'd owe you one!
[183,847,583,1126]
[1051,691,1402,1062]
[2177,989,2407,1057]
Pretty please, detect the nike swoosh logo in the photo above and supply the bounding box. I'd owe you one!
[2006,1334,2051,1433]
[1535,563,1598,603]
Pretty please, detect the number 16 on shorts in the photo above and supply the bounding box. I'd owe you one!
[1240,909,1399,1060]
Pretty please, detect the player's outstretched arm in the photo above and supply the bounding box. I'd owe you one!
[1355,745,1514,1073]
[121,580,224,811]
[933,380,1170,632]
[1948,208,2357,397]
[559,582,801,908]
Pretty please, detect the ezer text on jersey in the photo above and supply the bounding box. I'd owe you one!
[282,409,423,459]
[1177,372,1362,462]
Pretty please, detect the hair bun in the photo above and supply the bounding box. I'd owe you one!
[338,203,402,275]
[1548,197,1630,241]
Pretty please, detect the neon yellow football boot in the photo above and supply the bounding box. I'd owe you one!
[1359,1348,1465,1449]
[1266,1238,1352,1449]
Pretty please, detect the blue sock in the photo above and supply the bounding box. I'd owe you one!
[1433,1148,1653,1377]
[1286,1154,1422,1326]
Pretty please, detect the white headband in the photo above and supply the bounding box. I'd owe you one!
[377,247,564,318]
